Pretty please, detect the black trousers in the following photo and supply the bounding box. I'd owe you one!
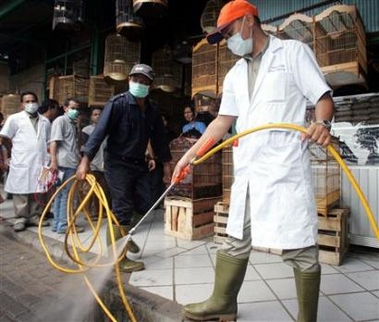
[104,155,152,225]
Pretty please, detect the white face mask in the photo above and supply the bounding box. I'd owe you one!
[227,17,253,57]
[24,102,39,114]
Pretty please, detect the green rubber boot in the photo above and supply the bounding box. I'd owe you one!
[107,224,145,273]
[183,251,248,321]
[119,225,140,254]
[294,268,321,322]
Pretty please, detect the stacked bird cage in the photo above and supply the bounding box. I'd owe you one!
[168,137,223,199]
[151,46,182,93]
[221,145,233,205]
[88,75,115,107]
[103,33,141,85]
[217,40,239,94]
[262,23,278,36]
[314,5,367,87]
[56,75,89,105]
[1,94,20,116]
[277,13,314,49]
[310,136,341,216]
[192,38,217,97]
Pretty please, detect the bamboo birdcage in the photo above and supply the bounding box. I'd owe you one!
[277,13,314,49]
[192,38,217,97]
[56,75,89,105]
[200,0,222,34]
[222,145,233,205]
[315,5,367,87]
[262,23,278,36]
[116,0,144,42]
[1,94,20,116]
[88,75,115,107]
[217,40,238,94]
[151,46,181,93]
[103,33,141,85]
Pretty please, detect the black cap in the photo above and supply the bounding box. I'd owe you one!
[129,64,156,81]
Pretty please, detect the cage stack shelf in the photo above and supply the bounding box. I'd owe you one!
[277,13,314,49]
[310,136,341,216]
[213,201,229,244]
[164,137,222,240]
[315,5,367,88]
[88,75,115,107]
[192,38,218,98]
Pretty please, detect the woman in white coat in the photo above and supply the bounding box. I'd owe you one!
[0,92,51,232]
[172,1,334,321]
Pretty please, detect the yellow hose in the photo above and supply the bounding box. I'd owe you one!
[193,123,379,240]
[38,174,137,322]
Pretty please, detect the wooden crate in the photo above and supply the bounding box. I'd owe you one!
[222,146,233,205]
[318,208,350,265]
[164,196,221,240]
[214,201,229,244]
[310,137,341,216]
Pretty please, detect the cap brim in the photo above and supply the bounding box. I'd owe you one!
[206,30,224,45]
[129,71,154,81]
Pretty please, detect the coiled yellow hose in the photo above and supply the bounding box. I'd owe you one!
[38,174,137,322]
[193,123,379,240]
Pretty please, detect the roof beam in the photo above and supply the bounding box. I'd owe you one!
[0,0,27,21]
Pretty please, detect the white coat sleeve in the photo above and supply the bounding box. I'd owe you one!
[288,41,332,105]
[0,114,17,139]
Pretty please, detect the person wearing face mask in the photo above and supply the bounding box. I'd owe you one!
[49,97,84,234]
[76,63,172,273]
[0,92,51,232]
[172,1,334,321]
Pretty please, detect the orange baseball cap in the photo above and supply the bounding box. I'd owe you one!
[206,0,259,45]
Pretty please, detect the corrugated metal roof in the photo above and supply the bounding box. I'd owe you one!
[252,0,379,33]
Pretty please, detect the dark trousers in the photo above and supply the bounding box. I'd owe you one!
[149,161,165,206]
[104,156,152,225]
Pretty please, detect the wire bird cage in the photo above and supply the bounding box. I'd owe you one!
[192,38,218,98]
[277,13,314,49]
[133,0,168,22]
[315,5,367,87]
[88,75,115,107]
[151,46,182,93]
[103,33,141,85]
[56,75,89,105]
[200,0,223,34]
[52,0,84,32]
[262,23,278,36]
[1,94,20,116]
[310,136,341,216]
[168,137,222,199]
[116,0,144,41]
[217,40,239,94]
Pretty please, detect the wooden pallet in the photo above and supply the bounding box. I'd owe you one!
[214,202,229,244]
[318,208,350,265]
[164,196,221,240]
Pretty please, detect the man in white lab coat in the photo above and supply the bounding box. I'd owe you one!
[172,1,334,321]
[0,92,51,232]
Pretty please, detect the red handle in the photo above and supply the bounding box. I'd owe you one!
[196,138,215,158]
[174,164,191,184]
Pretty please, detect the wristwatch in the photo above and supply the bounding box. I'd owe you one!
[315,119,332,131]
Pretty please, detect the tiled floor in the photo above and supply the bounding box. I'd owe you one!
[1,196,379,322]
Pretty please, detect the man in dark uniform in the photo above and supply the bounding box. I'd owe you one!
[76,64,172,272]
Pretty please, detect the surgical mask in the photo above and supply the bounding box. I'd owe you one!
[24,102,39,114]
[129,81,149,98]
[227,17,253,57]
[67,108,79,120]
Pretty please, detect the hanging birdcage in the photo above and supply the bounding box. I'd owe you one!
[103,33,141,85]
[200,0,223,34]
[116,0,144,42]
[52,0,84,32]
[133,0,168,23]
[151,46,182,93]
